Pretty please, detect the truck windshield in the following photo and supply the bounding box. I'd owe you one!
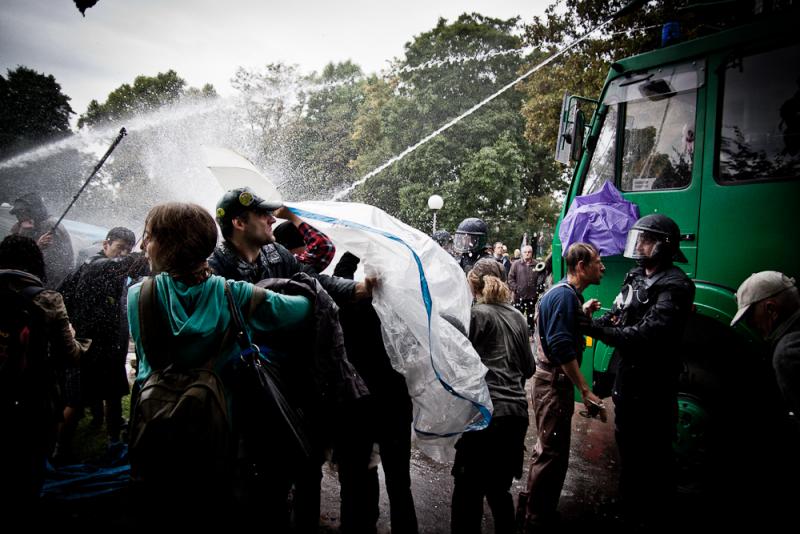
[582,61,703,194]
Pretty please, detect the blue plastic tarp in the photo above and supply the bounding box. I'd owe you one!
[558,181,639,257]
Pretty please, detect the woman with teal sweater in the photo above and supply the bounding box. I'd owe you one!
[128,202,311,383]
[126,202,311,525]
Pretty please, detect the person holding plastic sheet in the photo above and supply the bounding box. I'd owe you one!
[208,187,373,304]
[333,251,419,534]
[0,235,89,512]
[450,258,535,534]
[521,243,606,532]
[126,202,312,526]
[579,214,695,527]
[272,206,336,273]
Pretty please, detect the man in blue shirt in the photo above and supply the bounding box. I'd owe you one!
[521,242,606,531]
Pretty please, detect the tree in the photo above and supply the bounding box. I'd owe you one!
[0,66,74,156]
[519,0,753,152]
[347,13,562,245]
[77,70,216,128]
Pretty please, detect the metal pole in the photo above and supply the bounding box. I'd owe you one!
[432,210,437,234]
[52,127,127,231]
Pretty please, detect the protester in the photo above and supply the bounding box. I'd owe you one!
[57,227,142,452]
[580,214,695,526]
[272,206,336,272]
[732,271,800,422]
[126,202,312,525]
[333,252,418,534]
[10,193,74,289]
[208,186,372,303]
[450,258,535,534]
[521,242,606,531]
[208,187,374,531]
[493,241,511,278]
[0,235,89,509]
[507,245,540,335]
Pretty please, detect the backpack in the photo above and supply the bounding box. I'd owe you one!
[0,275,55,430]
[128,277,233,488]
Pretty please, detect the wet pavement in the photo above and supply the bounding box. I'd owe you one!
[319,380,622,533]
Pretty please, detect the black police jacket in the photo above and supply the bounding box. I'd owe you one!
[208,240,356,305]
[588,264,695,400]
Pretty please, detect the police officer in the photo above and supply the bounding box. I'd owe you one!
[453,217,491,274]
[581,214,695,526]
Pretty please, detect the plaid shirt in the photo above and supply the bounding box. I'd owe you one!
[296,221,336,272]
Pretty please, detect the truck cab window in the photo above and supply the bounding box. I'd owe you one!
[620,90,696,191]
[718,43,800,183]
[581,61,702,194]
[582,105,618,195]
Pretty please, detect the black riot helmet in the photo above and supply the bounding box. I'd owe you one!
[432,230,452,247]
[453,217,488,255]
[623,213,688,266]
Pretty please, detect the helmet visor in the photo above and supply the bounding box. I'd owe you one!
[623,229,661,260]
[453,233,480,254]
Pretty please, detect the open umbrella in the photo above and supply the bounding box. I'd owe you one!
[202,147,282,206]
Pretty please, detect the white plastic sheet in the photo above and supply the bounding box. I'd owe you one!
[288,201,492,461]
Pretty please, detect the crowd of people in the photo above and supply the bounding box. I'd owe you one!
[1,191,798,533]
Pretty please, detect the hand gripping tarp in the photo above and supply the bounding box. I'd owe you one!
[288,201,493,461]
[558,181,639,256]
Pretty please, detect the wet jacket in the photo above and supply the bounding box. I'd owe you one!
[0,269,90,367]
[508,259,540,301]
[208,240,356,304]
[469,302,535,418]
[589,264,695,402]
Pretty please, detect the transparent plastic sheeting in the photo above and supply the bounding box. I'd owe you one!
[288,201,492,462]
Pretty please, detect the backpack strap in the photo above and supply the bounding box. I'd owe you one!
[139,277,170,371]
[20,285,46,300]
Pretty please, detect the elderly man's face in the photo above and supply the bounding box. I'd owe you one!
[522,248,533,261]
[745,299,778,338]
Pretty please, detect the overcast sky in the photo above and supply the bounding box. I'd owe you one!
[1,0,550,121]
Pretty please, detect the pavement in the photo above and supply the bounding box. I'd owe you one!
[319,380,622,533]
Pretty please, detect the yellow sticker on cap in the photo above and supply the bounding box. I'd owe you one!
[216,207,225,218]
[239,191,254,206]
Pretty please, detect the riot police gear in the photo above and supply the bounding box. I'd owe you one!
[623,213,687,266]
[453,218,488,255]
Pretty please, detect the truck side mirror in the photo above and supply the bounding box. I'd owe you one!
[555,93,596,165]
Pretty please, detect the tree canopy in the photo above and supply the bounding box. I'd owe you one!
[0,66,74,157]
[77,70,217,128]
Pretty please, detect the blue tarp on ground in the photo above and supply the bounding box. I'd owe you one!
[41,443,130,501]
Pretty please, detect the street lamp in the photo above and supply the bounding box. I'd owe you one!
[427,194,443,233]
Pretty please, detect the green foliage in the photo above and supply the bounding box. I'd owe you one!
[345,13,561,245]
[0,66,74,156]
[77,70,216,128]
[519,0,753,154]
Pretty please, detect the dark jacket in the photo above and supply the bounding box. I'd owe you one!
[256,274,369,448]
[469,302,536,418]
[589,264,695,401]
[508,259,540,300]
[208,240,356,305]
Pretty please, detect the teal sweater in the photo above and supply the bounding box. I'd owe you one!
[128,273,311,382]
